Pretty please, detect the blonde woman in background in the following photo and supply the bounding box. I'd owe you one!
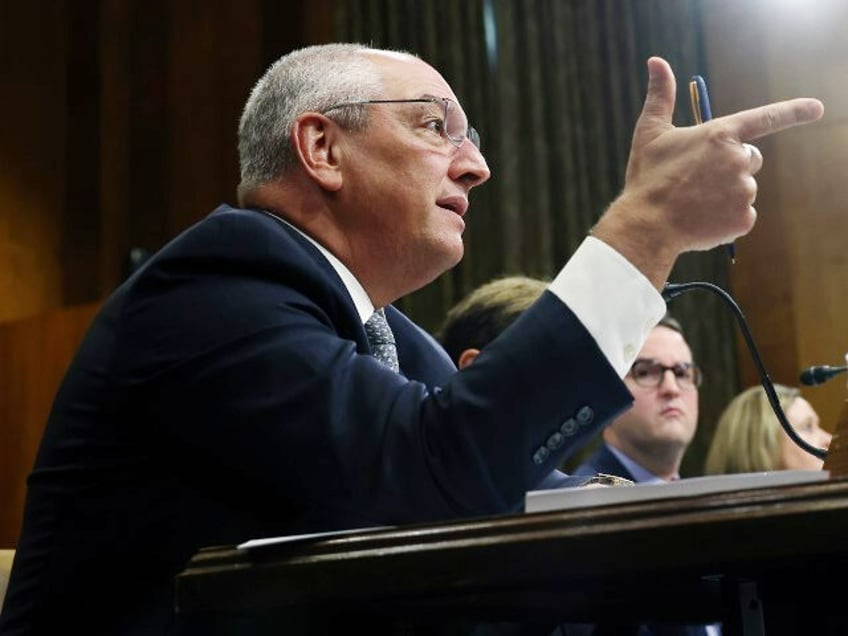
[705,384,832,474]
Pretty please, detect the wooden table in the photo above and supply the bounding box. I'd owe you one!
[177,477,848,635]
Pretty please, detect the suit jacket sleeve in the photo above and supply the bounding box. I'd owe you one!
[53,206,634,531]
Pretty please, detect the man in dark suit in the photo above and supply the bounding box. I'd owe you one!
[574,315,701,483]
[0,43,821,634]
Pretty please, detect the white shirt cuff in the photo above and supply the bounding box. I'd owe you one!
[548,236,667,377]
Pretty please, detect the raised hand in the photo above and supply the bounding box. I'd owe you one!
[593,57,823,288]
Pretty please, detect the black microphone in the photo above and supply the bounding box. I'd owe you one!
[799,364,848,386]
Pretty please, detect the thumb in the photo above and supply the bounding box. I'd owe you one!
[633,57,677,144]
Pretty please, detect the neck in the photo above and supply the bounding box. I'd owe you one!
[244,182,405,308]
[604,434,683,482]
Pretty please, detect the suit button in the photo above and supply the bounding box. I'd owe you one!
[532,446,550,465]
[546,432,565,450]
[560,418,577,436]
[576,406,594,425]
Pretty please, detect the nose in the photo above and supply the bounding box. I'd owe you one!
[450,139,491,189]
[657,369,683,393]
[820,428,833,448]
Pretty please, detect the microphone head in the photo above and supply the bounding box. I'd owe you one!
[800,364,848,386]
[800,368,824,386]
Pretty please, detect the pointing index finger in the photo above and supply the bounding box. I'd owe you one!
[723,98,824,142]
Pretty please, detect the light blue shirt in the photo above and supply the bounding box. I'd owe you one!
[607,444,674,484]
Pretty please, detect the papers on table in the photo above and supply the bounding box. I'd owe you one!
[525,469,829,514]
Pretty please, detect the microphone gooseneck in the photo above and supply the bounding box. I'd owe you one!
[662,281,828,461]
[800,365,848,387]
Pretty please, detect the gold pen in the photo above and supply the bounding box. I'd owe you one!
[689,79,705,125]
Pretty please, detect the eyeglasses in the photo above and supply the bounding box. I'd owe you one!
[322,97,481,149]
[628,358,703,390]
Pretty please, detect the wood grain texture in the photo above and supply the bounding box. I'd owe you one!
[0,304,99,547]
[701,0,848,434]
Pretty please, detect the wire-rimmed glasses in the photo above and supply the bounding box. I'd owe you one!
[322,97,480,149]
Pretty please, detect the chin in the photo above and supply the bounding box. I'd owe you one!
[407,249,463,293]
[433,236,465,267]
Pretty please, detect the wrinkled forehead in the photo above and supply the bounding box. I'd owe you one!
[365,50,460,102]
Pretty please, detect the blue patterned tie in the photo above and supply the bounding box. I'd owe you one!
[364,308,400,373]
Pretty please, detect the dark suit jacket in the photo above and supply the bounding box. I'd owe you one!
[0,205,632,635]
[573,442,637,481]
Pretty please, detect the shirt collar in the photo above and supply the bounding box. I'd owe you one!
[606,444,676,483]
[260,210,375,324]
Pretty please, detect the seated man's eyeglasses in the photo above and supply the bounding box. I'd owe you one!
[322,97,481,149]
[628,358,703,390]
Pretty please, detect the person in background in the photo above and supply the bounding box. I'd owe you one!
[438,275,549,369]
[704,384,832,474]
[439,274,603,495]
[0,42,822,634]
[440,286,702,487]
[573,315,701,483]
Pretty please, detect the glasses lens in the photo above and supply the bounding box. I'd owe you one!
[443,99,479,149]
[687,365,703,388]
[468,126,481,150]
[672,364,695,389]
[631,360,662,387]
[630,360,701,390]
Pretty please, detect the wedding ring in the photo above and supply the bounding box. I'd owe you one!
[743,143,762,173]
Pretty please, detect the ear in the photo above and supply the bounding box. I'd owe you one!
[457,348,480,370]
[290,113,344,192]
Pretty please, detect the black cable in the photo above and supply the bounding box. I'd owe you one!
[662,281,827,461]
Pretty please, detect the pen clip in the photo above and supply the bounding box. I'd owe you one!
[689,80,703,125]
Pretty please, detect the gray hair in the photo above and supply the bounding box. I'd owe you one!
[237,43,413,200]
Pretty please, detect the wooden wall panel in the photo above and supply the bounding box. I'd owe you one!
[701,0,848,432]
[0,0,299,322]
[63,2,104,305]
[0,0,332,549]
[0,304,100,547]
[167,0,263,235]
[99,0,132,296]
[0,4,68,322]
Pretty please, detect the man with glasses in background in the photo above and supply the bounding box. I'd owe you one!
[0,42,821,634]
[574,315,702,483]
[573,315,719,636]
